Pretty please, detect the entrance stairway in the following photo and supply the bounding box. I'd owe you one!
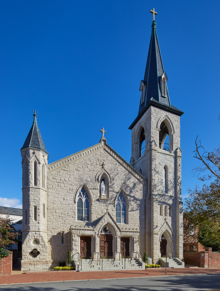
[159,257,185,268]
[76,258,145,272]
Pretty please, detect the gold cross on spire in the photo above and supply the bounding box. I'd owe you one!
[150,8,157,21]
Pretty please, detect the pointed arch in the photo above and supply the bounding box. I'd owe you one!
[34,160,37,186]
[115,190,128,224]
[99,172,109,198]
[75,186,91,222]
[136,122,147,158]
[42,164,45,188]
[74,184,93,205]
[156,115,175,135]
[95,168,112,183]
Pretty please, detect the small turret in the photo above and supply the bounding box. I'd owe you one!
[21,111,49,271]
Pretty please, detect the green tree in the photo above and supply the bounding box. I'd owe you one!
[185,137,220,250]
[0,214,18,249]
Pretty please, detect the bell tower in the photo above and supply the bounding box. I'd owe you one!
[21,111,49,271]
[129,11,184,263]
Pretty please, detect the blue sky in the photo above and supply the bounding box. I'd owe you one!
[0,0,219,208]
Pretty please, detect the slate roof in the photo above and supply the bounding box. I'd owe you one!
[129,21,183,130]
[0,206,22,216]
[21,113,47,153]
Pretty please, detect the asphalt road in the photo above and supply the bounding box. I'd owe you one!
[1,274,220,291]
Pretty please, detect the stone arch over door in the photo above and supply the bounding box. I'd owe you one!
[159,230,172,258]
[94,214,121,260]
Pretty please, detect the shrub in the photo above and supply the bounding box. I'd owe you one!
[143,252,147,263]
[54,266,74,270]
[67,251,71,265]
[145,264,161,268]
[0,248,10,259]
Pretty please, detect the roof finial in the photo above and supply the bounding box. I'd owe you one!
[100,127,107,144]
[33,110,38,122]
[100,127,106,139]
[150,8,157,21]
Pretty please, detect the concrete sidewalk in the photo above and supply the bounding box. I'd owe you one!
[0,268,220,285]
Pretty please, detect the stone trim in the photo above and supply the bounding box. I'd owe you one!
[47,142,147,187]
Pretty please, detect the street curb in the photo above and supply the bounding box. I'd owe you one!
[1,272,220,287]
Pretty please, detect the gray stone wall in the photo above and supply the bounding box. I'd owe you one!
[46,143,146,267]
[131,105,183,262]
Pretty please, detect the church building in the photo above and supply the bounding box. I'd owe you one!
[21,12,184,271]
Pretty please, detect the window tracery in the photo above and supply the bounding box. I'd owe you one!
[77,187,90,221]
[116,193,126,224]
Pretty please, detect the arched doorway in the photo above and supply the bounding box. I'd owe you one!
[160,234,167,257]
[100,225,113,258]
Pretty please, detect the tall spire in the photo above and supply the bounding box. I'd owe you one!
[21,111,47,153]
[129,12,183,130]
[139,18,171,115]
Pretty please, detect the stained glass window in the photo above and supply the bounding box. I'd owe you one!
[77,188,90,221]
[116,193,126,224]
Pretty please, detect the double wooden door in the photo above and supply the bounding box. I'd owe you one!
[121,237,129,257]
[80,236,91,258]
[100,234,113,258]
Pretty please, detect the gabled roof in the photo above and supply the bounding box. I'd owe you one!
[21,112,47,154]
[0,206,22,216]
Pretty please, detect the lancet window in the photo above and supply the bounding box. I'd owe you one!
[116,193,126,224]
[42,164,45,188]
[139,128,145,157]
[164,166,168,193]
[77,188,90,221]
[34,161,37,186]
[159,122,169,151]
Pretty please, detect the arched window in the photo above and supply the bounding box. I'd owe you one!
[165,206,168,216]
[42,164,45,188]
[139,128,145,157]
[34,161,37,186]
[24,162,29,187]
[159,122,169,151]
[116,193,126,224]
[77,187,90,221]
[164,166,168,193]
[160,205,163,216]
[169,206,172,217]
[163,78,166,96]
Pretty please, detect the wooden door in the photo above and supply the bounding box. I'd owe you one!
[80,236,91,258]
[100,234,113,258]
[160,239,167,257]
[121,237,129,257]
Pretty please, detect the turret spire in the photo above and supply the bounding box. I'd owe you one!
[21,111,47,153]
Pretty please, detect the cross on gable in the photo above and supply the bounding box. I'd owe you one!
[150,8,157,21]
[100,127,107,138]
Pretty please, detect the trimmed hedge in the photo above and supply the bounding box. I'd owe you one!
[54,266,75,270]
[145,264,160,268]
[0,248,10,259]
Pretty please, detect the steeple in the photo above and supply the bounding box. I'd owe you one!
[129,13,183,130]
[21,111,47,153]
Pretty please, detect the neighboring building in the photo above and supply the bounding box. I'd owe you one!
[21,14,184,271]
[183,213,205,252]
[0,206,22,252]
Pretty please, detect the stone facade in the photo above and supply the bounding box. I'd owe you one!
[21,139,148,270]
[130,106,183,263]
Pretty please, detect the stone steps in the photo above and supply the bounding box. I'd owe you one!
[78,258,143,272]
[159,257,185,268]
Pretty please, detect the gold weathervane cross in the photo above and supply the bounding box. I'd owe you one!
[150,8,157,21]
